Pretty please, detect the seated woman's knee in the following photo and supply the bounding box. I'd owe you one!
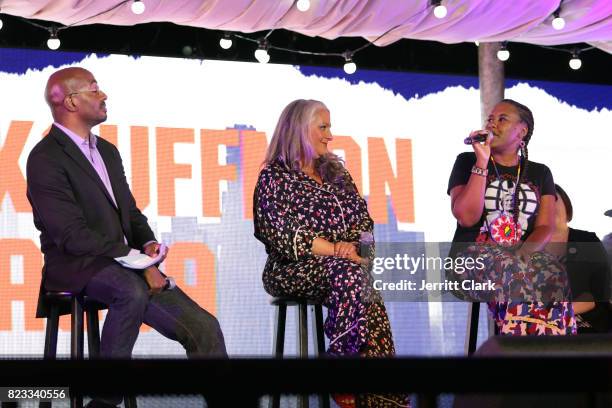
[326,257,368,289]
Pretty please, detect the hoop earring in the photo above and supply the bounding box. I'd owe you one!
[519,140,525,148]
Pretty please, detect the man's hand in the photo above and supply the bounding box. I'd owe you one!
[143,242,169,263]
[143,266,166,295]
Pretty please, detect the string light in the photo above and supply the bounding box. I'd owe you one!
[431,0,448,19]
[131,0,145,15]
[6,5,601,75]
[538,44,593,70]
[343,51,357,74]
[47,27,60,50]
[296,0,311,12]
[552,11,565,30]
[497,42,510,61]
[219,33,233,50]
[569,50,582,70]
[182,45,193,56]
[254,40,270,63]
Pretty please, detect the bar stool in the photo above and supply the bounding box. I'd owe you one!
[40,291,137,408]
[270,296,330,408]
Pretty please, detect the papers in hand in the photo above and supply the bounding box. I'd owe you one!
[115,243,168,269]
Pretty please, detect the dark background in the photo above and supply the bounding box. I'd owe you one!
[0,14,610,85]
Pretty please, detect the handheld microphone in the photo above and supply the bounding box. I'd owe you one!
[464,132,489,145]
[359,231,374,259]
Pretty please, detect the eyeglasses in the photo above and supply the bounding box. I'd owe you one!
[66,85,103,101]
[65,87,103,106]
[67,89,101,97]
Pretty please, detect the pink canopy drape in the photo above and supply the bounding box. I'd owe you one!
[2,0,611,53]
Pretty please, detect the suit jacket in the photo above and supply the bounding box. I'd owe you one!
[26,125,156,317]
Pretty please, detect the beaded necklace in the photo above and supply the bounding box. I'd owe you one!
[487,155,522,246]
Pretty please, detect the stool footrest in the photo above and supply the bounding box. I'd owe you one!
[270,297,323,306]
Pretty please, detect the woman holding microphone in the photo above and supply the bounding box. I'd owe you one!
[447,99,575,335]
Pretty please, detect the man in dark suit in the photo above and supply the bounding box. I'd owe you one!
[26,67,227,407]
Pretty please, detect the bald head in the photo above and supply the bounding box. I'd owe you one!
[44,67,107,132]
[45,67,92,114]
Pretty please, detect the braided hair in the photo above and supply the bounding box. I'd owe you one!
[499,99,534,226]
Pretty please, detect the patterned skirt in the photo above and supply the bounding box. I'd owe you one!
[456,244,576,335]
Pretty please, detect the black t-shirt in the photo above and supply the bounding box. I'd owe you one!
[447,152,555,243]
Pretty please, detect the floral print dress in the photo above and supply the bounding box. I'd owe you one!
[254,159,409,408]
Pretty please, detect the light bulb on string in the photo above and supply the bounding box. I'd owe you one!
[431,1,447,18]
[131,0,145,15]
[569,51,582,70]
[552,16,565,30]
[182,45,193,57]
[497,43,510,61]
[296,0,310,12]
[552,7,565,30]
[219,33,232,50]
[47,28,60,50]
[343,52,356,74]
[254,41,270,64]
[434,5,447,18]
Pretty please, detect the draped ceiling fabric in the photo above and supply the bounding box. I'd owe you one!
[1,0,611,53]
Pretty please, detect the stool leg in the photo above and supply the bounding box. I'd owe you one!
[40,306,60,408]
[298,303,308,358]
[270,303,287,408]
[86,308,100,358]
[44,306,60,360]
[71,297,84,408]
[465,302,480,356]
[297,303,308,408]
[274,303,287,357]
[313,305,330,408]
[124,396,138,408]
[71,297,84,360]
[313,305,326,356]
